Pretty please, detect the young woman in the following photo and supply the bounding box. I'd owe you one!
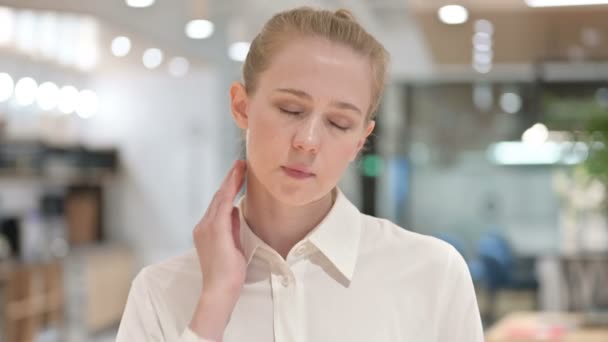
[117,7,483,342]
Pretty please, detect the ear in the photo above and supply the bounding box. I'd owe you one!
[230,81,249,130]
[350,120,375,162]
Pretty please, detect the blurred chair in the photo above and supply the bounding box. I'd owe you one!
[476,232,539,323]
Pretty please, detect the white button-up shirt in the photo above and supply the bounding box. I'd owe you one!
[117,188,484,341]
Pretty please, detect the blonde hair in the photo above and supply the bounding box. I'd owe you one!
[242,7,390,120]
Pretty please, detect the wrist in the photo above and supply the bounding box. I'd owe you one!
[188,292,235,340]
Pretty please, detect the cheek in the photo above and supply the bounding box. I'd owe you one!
[323,142,359,174]
[246,109,286,159]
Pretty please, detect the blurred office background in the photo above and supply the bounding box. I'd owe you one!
[0,0,608,341]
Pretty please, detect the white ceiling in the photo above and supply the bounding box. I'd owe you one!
[0,0,415,64]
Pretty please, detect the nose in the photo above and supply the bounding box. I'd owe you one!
[293,115,321,154]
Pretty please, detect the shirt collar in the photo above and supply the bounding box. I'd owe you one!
[235,187,362,282]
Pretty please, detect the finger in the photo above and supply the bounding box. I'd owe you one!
[207,160,241,219]
[216,166,246,220]
[220,159,246,197]
[231,207,243,252]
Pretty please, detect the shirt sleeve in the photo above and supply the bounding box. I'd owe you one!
[116,268,217,342]
[436,246,485,342]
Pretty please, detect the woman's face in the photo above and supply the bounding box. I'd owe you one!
[231,36,375,206]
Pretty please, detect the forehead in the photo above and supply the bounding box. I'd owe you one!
[256,37,372,108]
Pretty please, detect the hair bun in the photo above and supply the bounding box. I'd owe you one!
[334,9,356,21]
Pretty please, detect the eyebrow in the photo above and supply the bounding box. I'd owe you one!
[275,88,362,116]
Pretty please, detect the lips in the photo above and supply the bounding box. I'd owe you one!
[281,165,315,179]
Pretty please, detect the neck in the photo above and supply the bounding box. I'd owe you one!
[242,170,335,260]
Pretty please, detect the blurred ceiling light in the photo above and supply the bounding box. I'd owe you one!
[437,5,468,25]
[473,32,492,52]
[473,62,492,74]
[76,17,99,71]
[111,36,131,57]
[36,81,59,110]
[126,0,155,8]
[185,19,214,39]
[76,89,98,118]
[0,6,15,46]
[526,0,608,7]
[522,123,549,144]
[57,15,79,66]
[0,73,14,102]
[15,10,36,53]
[58,85,79,114]
[142,48,163,69]
[38,12,58,59]
[488,141,570,165]
[500,92,522,114]
[168,57,190,77]
[15,77,38,106]
[596,87,608,108]
[229,41,250,62]
[473,51,493,65]
[474,19,494,35]
[77,44,98,71]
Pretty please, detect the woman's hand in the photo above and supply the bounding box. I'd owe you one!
[189,160,247,340]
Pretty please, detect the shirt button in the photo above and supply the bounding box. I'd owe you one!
[295,245,308,256]
[281,276,290,287]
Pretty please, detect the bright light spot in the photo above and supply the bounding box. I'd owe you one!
[15,77,38,106]
[489,141,561,165]
[438,5,469,25]
[15,10,37,53]
[487,141,587,165]
[76,89,98,119]
[38,12,58,59]
[473,62,491,74]
[57,15,79,66]
[473,32,492,52]
[475,19,494,35]
[522,123,549,144]
[58,85,79,114]
[473,50,493,65]
[168,57,189,77]
[0,73,14,102]
[500,92,522,114]
[142,48,163,69]
[0,7,15,46]
[36,81,59,110]
[77,44,98,71]
[526,0,608,8]
[185,19,214,39]
[126,0,155,8]
[229,41,250,62]
[76,18,99,71]
[111,36,131,57]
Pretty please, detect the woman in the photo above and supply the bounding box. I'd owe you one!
[117,7,483,342]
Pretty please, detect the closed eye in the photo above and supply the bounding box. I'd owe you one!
[330,121,349,131]
[279,107,302,115]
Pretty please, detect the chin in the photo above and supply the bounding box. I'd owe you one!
[267,181,328,207]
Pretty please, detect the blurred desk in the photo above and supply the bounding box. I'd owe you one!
[486,311,608,342]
